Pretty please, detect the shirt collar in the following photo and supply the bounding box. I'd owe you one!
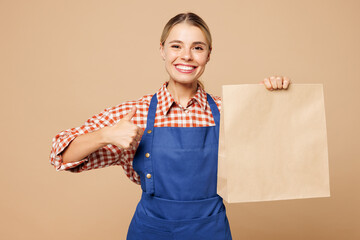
[156,81,208,116]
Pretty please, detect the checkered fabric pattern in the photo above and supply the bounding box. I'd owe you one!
[49,82,222,184]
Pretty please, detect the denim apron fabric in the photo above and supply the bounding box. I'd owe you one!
[127,93,232,240]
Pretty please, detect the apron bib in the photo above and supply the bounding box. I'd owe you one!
[128,93,232,240]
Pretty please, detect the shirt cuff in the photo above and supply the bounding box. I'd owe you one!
[50,133,89,171]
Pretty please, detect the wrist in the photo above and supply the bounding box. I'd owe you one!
[97,126,112,146]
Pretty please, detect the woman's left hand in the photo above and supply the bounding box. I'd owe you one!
[260,76,291,91]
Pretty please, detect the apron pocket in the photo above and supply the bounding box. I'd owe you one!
[136,202,230,240]
[127,211,173,240]
[173,209,229,240]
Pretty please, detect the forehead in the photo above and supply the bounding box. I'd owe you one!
[166,23,207,44]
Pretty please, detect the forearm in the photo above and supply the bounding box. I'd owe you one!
[62,127,109,164]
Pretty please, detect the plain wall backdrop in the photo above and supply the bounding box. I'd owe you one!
[1,0,359,239]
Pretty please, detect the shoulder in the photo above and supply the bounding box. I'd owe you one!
[208,93,222,112]
[106,93,154,121]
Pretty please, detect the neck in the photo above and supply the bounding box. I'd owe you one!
[167,80,198,108]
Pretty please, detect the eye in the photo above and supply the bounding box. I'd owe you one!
[171,45,180,49]
[194,46,204,50]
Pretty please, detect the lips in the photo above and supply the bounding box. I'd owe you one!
[174,64,197,73]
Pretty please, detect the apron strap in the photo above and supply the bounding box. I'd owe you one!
[146,93,158,129]
[206,93,220,141]
[141,94,158,195]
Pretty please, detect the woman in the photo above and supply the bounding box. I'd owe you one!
[50,12,290,240]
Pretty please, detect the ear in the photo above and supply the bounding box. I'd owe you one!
[160,42,165,60]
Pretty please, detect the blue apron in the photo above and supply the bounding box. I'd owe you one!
[128,93,232,240]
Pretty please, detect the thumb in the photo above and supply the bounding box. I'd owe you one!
[123,106,137,121]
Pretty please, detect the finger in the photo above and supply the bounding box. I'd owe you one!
[130,140,138,149]
[123,106,137,121]
[283,77,291,89]
[134,133,142,142]
[136,126,142,133]
[122,141,132,150]
[276,76,283,89]
[133,141,140,149]
[263,78,273,90]
[133,135,142,148]
[126,136,138,149]
[270,76,278,90]
[137,127,144,136]
[126,141,134,150]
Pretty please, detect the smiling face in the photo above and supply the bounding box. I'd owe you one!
[160,23,211,86]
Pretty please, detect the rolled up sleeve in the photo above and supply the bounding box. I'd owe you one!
[49,108,119,172]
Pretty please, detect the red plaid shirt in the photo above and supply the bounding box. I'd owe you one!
[50,82,221,184]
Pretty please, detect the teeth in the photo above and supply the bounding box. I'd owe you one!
[176,65,195,70]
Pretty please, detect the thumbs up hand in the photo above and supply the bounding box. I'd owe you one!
[103,106,144,150]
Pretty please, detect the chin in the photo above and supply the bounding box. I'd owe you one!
[171,74,201,84]
[171,78,198,85]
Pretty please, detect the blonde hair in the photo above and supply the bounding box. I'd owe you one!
[160,12,212,90]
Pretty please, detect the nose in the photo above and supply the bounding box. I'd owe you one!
[181,47,193,61]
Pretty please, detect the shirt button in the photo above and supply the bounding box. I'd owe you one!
[146,173,152,179]
[147,129,152,134]
[145,153,150,158]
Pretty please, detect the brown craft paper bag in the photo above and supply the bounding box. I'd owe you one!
[217,84,330,203]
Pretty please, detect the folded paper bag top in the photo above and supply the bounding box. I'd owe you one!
[217,84,330,203]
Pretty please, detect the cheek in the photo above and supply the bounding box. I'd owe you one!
[164,50,178,62]
[195,53,209,66]
[196,58,208,66]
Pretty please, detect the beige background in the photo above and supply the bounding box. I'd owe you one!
[0,0,359,239]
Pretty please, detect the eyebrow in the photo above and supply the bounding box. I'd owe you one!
[168,40,207,46]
